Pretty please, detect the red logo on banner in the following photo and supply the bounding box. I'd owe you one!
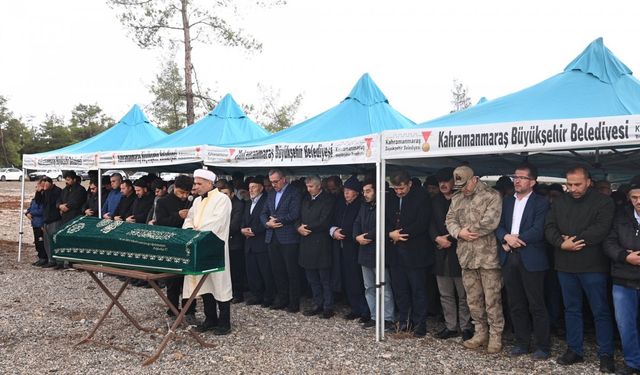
[229,149,236,157]
[364,137,373,157]
[195,147,201,152]
[421,131,432,152]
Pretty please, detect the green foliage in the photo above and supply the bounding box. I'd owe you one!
[451,79,472,112]
[0,96,36,167]
[69,103,115,139]
[149,59,187,133]
[0,95,117,167]
[248,85,303,133]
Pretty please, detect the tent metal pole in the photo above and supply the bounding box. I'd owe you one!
[375,159,381,342]
[17,165,26,262]
[97,167,102,216]
[379,158,386,341]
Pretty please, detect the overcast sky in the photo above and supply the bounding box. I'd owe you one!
[1,0,639,128]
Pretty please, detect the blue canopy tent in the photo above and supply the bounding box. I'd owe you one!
[382,38,640,178]
[23,104,167,169]
[145,93,268,149]
[209,73,415,176]
[230,73,414,147]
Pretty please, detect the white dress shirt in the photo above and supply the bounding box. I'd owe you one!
[510,191,532,235]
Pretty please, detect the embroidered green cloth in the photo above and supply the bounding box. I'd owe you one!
[52,216,225,275]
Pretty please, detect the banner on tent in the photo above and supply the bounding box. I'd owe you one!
[382,115,640,159]
[98,147,204,168]
[22,154,97,170]
[205,135,380,166]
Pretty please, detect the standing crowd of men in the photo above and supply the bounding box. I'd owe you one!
[24,164,640,374]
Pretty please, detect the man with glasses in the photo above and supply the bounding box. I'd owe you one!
[260,169,303,313]
[446,165,504,353]
[385,169,433,337]
[496,163,550,360]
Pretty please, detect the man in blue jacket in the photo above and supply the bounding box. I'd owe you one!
[496,162,550,360]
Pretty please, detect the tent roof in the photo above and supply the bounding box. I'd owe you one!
[418,38,640,128]
[34,104,166,156]
[230,73,415,146]
[146,93,268,148]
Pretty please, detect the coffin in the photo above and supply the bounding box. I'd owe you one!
[52,216,225,275]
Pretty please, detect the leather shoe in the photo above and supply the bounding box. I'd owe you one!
[531,349,550,361]
[303,306,323,317]
[384,321,396,332]
[42,261,56,268]
[413,323,427,338]
[270,302,287,310]
[285,305,299,313]
[33,259,47,266]
[362,320,376,328]
[320,310,334,319]
[556,349,584,365]
[213,325,231,335]
[184,314,198,326]
[619,364,640,375]
[193,320,218,332]
[599,355,615,373]
[462,329,474,341]
[359,316,371,324]
[509,346,529,357]
[231,297,244,304]
[261,300,273,308]
[343,312,360,320]
[435,328,459,340]
[398,321,410,332]
[245,298,262,306]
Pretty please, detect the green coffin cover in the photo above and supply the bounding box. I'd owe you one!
[52,216,225,275]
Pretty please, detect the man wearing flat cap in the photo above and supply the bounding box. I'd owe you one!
[184,169,234,335]
[330,175,370,322]
[445,165,504,353]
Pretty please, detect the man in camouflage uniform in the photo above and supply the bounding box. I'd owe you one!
[446,166,504,353]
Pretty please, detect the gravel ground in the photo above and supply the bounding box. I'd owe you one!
[0,182,612,374]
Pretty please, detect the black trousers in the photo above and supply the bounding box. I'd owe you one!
[268,237,301,308]
[166,276,196,315]
[390,265,429,326]
[340,245,369,317]
[246,250,275,303]
[502,251,550,352]
[32,227,46,260]
[229,248,246,300]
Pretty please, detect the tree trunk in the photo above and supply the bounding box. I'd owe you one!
[181,0,195,125]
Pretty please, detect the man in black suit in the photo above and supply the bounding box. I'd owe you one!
[155,175,196,322]
[386,169,433,337]
[260,169,303,313]
[241,176,275,307]
[299,175,336,318]
[496,162,551,360]
[218,180,247,303]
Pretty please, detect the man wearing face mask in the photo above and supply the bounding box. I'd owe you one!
[445,165,503,353]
